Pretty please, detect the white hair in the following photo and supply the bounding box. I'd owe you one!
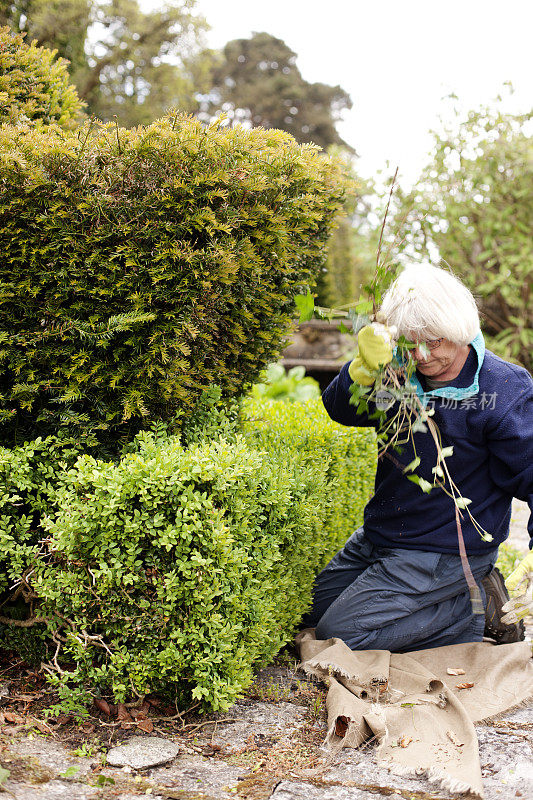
[376,263,480,345]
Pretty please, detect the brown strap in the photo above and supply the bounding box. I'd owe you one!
[455,506,484,615]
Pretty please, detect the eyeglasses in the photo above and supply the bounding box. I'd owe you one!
[426,338,445,351]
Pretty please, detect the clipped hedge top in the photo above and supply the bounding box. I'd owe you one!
[0,26,83,128]
[0,115,347,448]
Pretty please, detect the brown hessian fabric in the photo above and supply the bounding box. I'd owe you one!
[296,629,533,798]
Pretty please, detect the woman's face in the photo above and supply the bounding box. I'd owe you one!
[412,338,464,379]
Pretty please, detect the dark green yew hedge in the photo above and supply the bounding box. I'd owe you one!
[0,116,346,450]
[0,398,376,713]
[0,26,83,128]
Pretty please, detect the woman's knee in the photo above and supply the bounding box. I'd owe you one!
[315,613,380,649]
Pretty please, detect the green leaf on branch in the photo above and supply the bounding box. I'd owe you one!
[355,298,374,315]
[348,310,372,335]
[397,335,416,350]
[455,497,472,509]
[59,766,80,779]
[411,417,428,434]
[349,382,371,407]
[407,474,433,493]
[295,290,315,323]
[403,456,421,473]
[95,775,115,787]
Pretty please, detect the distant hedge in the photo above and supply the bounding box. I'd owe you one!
[0,398,376,712]
[0,26,83,127]
[0,116,346,449]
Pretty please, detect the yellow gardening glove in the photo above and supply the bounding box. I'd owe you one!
[349,323,396,386]
[501,550,533,623]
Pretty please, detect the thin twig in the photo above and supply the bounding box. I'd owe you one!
[373,167,399,314]
[183,717,240,735]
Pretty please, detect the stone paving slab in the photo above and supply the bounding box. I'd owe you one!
[207,700,308,753]
[5,735,95,778]
[149,754,244,798]
[270,781,390,800]
[3,779,99,799]
[106,736,180,769]
[477,721,533,798]
[318,748,434,796]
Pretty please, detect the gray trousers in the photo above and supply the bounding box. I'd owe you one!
[304,528,497,652]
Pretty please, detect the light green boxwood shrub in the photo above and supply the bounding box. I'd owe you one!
[241,397,377,565]
[0,435,82,594]
[0,399,376,712]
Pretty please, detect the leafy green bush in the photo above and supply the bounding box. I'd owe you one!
[495,542,524,581]
[0,435,83,667]
[241,397,377,563]
[0,25,83,127]
[0,116,346,450]
[0,399,376,712]
[251,363,321,403]
[0,435,82,594]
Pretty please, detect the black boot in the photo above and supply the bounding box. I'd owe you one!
[482,567,525,644]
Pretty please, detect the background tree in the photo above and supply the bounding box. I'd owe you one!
[319,170,385,307]
[0,0,210,126]
[313,146,390,308]
[204,31,353,151]
[398,102,533,371]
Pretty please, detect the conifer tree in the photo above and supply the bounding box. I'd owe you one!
[204,31,353,151]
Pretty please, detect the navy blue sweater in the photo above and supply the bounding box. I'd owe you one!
[323,334,533,554]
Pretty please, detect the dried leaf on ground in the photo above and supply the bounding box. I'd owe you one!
[116,703,133,722]
[94,698,111,715]
[399,736,413,747]
[4,712,23,724]
[335,715,350,737]
[446,729,464,747]
[10,693,43,703]
[455,682,475,690]
[136,718,154,734]
[446,668,466,676]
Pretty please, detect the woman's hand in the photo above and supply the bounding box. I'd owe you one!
[349,323,397,386]
[501,551,533,623]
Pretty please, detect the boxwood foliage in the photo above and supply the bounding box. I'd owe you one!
[240,397,377,565]
[0,435,82,595]
[0,26,83,128]
[0,115,347,450]
[0,398,376,713]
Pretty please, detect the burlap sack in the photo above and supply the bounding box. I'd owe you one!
[297,630,533,798]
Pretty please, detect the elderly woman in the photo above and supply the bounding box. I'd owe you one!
[304,264,533,652]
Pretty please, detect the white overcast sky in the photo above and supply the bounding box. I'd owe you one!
[151,0,533,187]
